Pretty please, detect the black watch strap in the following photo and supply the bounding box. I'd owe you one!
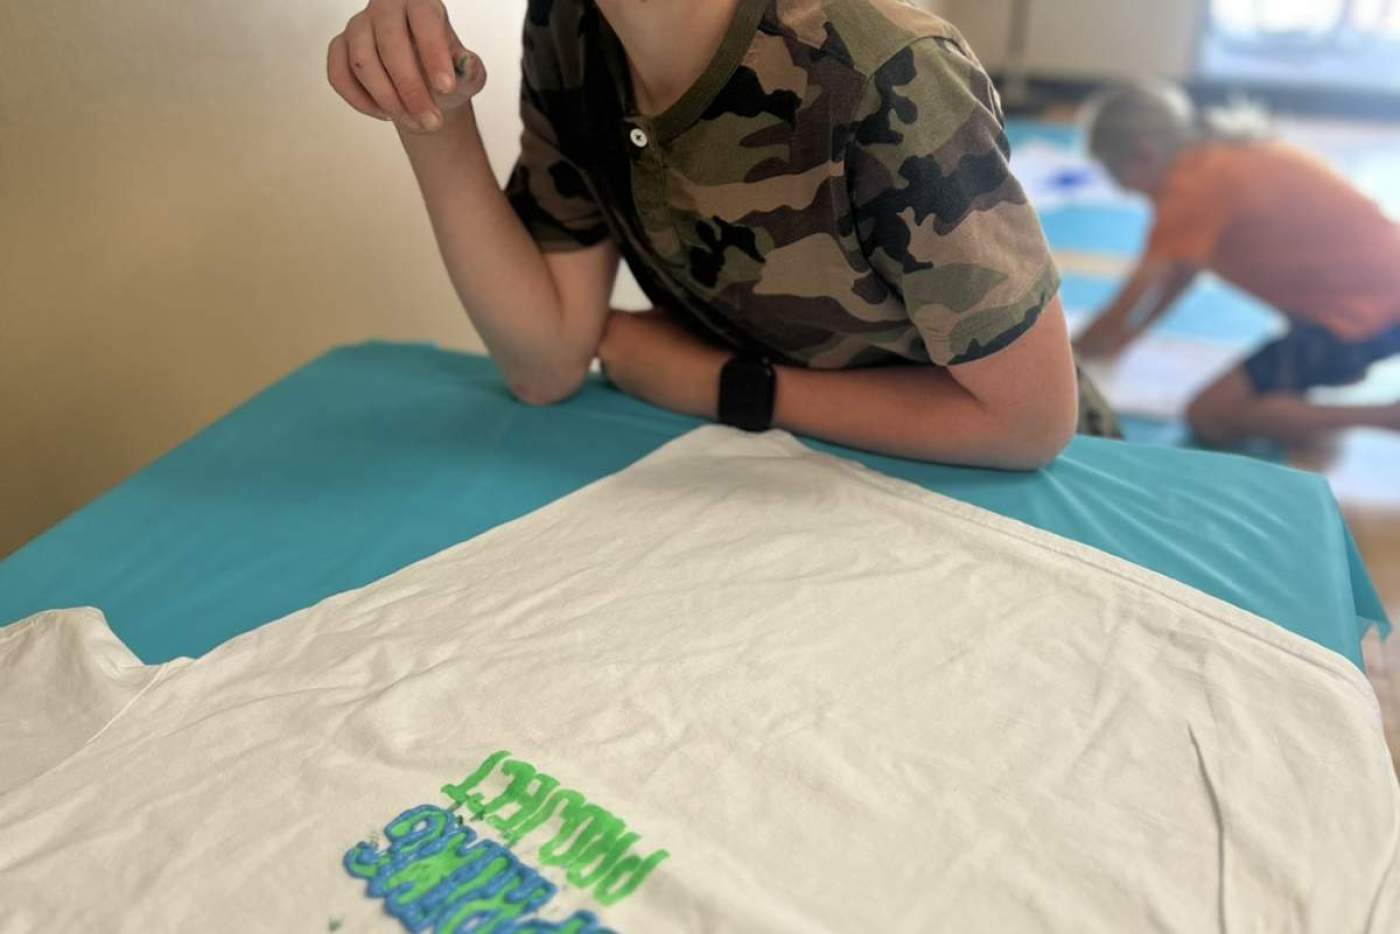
[718,354,777,433]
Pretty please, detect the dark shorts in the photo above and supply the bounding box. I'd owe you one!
[1244,322,1400,394]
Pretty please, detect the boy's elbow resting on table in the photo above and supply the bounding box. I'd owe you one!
[509,382,577,408]
[951,385,1077,472]
[506,361,591,408]
[995,406,1077,471]
[777,361,1077,472]
[891,400,1074,472]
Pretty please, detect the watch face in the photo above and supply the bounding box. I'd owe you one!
[734,359,773,389]
[721,356,776,432]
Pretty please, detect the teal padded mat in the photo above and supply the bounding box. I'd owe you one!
[0,344,1388,668]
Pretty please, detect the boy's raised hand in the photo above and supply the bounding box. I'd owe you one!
[327,0,487,133]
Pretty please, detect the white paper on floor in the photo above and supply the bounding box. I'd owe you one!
[1011,139,1140,212]
[1063,308,1256,420]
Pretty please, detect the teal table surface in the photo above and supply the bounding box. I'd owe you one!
[1,344,1388,668]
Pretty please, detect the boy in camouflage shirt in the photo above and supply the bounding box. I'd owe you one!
[328,0,1117,468]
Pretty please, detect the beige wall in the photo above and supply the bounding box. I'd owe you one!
[943,0,1205,80]
[0,1,543,556]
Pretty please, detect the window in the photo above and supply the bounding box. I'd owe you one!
[1213,0,1344,38]
[1201,0,1400,91]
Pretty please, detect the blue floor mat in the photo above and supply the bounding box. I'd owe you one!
[1117,416,1286,462]
[1040,206,1151,256]
[1006,121,1081,151]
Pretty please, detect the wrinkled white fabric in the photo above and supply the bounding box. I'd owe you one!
[1,428,1397,933]
[0,608,160,795]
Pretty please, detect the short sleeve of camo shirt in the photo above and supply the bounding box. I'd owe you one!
[505,17,611,254]
[846,36,1060,366]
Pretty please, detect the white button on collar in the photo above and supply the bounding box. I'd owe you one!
[629,127,649,149]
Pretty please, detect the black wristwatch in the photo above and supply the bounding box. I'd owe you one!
[718,353,777,433]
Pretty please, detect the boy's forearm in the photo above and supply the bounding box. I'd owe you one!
[602,310,1074,471]
[772,365,1065,471]
[398,109,599,400]
[620,354,1055,469]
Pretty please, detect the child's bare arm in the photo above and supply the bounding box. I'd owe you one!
[327,0,616,406]
[600,297,1080,472]
[1076,258,1198,357]
[778,296,1080,471]
[398,112,618,405]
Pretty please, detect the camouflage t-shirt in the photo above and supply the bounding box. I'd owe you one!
[507,0,1116,433]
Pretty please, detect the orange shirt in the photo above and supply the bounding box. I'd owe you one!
[1147,141,1400,340]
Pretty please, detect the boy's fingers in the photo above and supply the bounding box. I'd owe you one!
[371,7,442,130]
[446,22,468,61]
[407,0,457,95]
[346,14,410,123]
[327,34,390,120]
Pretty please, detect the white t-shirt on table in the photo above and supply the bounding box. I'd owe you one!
[1,428,1396,932]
